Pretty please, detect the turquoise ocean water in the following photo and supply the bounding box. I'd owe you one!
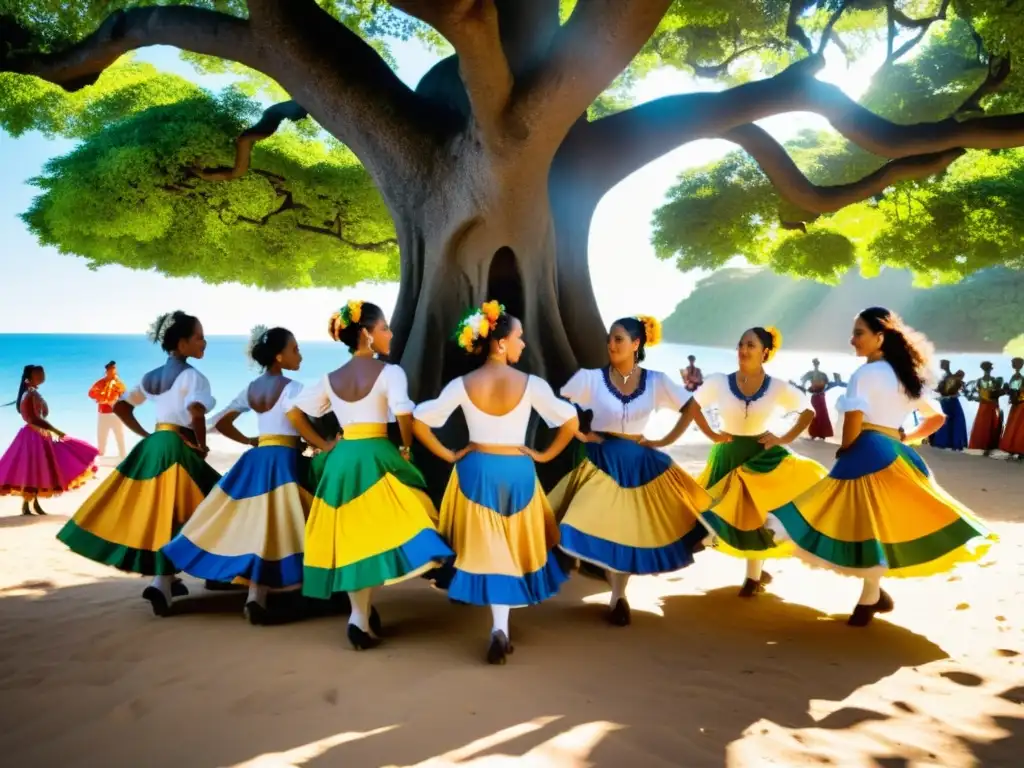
[0,333,1013,450]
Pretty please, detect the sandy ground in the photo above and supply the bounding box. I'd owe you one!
[0,438,1021,768]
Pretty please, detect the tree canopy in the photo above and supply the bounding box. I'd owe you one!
[2,1,1024,297]
[653,13,1024,285]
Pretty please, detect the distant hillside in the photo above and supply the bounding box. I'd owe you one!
[662,268,1024,353]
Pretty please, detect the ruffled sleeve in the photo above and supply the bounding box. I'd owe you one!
[382,364,415,416]
[178,368,216,412]
[653,370,692,412]
[121,382,147,407]
[560,369,594,407]
[289,376,332,418]
[693,373,725,409]
[413,377,464,428]
[776,380,811,413]
[529,376,578,428]
[836,365,871,414]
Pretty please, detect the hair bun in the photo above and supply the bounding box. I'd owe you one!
[328,300,364,342]
[455,300,506,354]
[635,315,662,347]
[764,326,783,361]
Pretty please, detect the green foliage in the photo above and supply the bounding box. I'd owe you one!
[653,16,1024,284]
[19,71,397,290]
[662,267,1024,352]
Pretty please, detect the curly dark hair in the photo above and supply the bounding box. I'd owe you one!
[151,311,200,354]
[858,307,933,399]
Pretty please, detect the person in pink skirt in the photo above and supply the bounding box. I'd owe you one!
[0,365,99,516]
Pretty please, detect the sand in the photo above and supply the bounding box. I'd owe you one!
[0,439,1021,768]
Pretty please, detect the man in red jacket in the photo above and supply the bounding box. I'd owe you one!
[88,361,126,458]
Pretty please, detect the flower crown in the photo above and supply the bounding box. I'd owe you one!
[455,300,504,353]
[328,300,364,341]
[635,315,662,347]
[764,326,783,362]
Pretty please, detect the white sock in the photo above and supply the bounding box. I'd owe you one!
[247,583,268,607]
[149,574,173,601]
[490,605,511,639]
[348,588,372,631]
[745,559,763,582]
[608,571,630,606]
[858,575,882,606]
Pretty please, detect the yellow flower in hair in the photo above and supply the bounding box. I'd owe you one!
[481,300,502,324]
[636,314,663,347]
[459,325,476,350]
[347,299,363,324]
[478,317,490,338]
[764,326,783,361]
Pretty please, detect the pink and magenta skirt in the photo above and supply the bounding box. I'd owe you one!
[0,426,99,499]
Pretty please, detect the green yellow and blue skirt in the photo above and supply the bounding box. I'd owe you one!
[437,450,568,607]
[302,423,452,599]
[162,435,316,588]
[697,435,827,559]
[56,424,221,575]
[767,426,996,577]
[549,435,712,574]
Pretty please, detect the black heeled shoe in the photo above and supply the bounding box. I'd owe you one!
[369,606,382,637]
[347,623,381,650]
[486,630,514,665]
[847,589,894,627]
[142,586,170,617]
[32,499,47,516]
[738,569,773,598]
[608,598,632,627]
[21,501,32,516]
[171,578,189,598]
[245,601,269,626]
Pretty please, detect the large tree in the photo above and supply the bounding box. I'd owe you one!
[4,0,1024,401]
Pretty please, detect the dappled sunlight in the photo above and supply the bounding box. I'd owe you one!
[228,726,399,768]
[385,717,623,768]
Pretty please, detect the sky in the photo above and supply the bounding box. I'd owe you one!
[0,33,881,340]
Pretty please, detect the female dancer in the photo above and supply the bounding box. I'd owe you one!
[413,301,578,664]
[57,311,221,616]
[968,362,1004,455]
[164,326,317,625]
[548,316,713,626]
[931,367,969,451]
[656,327,825,596]
[768,308,996,625]
[999,358,1023,460]
[800,359,834,440]
[287,301,452,650]
[0,365,98,515]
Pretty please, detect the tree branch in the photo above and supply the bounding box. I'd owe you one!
[687,44,774,79]
[1,5,255,91]
[192,100,308,182]
[513,0,672,148]
[571,51,1024,200]
[956,55,1012,116]
[390,0,512,144]
[723,123,965,216]
[494,0,560,76]
[786,0,815,54]
[884,0,951,64]
[816,0,850,56]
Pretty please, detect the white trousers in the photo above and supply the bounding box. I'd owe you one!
[97,413,126,457]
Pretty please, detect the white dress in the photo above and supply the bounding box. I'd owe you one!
[412,374,576,606]
[548,368,713,574]
[164,377,314,589]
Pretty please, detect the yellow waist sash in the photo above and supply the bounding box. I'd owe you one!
[258,435,301,448]
[342,423,388,440]
[863,423,903,440]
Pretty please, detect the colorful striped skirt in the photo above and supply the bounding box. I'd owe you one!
[549,436,711,574]
[302,424,452,599]
[162,436,315,588]
[0,425,98,499]
[768,427,996,577]
[697,436,827,559]
[57,424,221,575]
[437,451,568,607]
